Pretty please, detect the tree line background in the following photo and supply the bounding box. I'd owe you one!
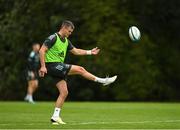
[0,0,180,101]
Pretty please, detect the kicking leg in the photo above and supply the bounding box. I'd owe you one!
[68,65,117,86]
[68,65,96,81]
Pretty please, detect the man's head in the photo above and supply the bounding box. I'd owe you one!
[60,20,75,38]
[32,43,40,52]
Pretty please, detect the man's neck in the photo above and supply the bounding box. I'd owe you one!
[58,31,65,38]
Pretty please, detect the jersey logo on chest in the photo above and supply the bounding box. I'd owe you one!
[58,51,65,58]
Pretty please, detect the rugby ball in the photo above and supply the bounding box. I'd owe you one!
[129,26,141,42]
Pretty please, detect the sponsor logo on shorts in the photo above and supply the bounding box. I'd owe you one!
[56,65,63,71]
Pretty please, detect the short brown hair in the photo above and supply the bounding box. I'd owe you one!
[61,20,75,30]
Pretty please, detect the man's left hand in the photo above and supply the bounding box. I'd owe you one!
[91,47,100,55]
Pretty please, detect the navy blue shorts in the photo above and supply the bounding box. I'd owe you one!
[46,62,72,80]
[26,70,39,81]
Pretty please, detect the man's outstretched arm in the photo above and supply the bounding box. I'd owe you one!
[70,47,100,56]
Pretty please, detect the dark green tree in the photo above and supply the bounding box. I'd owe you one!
[0,0,179,101]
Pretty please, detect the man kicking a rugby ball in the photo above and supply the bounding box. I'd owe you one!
[39,20,117,125]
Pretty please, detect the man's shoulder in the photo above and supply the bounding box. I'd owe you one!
[47,33,57,40]
[29,51,35,58]
[44,33,57,48]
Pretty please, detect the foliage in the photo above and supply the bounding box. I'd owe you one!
[0,0,180,101]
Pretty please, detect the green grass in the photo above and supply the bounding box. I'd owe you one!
[0,102,180,129]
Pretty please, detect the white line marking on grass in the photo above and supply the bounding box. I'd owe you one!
[0,120,180,127]
[69,119,180,125]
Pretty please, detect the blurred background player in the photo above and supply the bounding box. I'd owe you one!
[24,43,40,104]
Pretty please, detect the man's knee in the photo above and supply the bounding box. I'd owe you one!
[56,80,68,98]
[61,90,68,98]
[77,66,86,74]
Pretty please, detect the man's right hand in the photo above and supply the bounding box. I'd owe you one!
[39,66,47,77]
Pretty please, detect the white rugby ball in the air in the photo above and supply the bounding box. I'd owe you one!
[129,26,141,42]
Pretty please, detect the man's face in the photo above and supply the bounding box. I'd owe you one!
[63,26,73,37]
[33,44,40,52]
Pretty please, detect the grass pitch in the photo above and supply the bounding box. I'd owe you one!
[0,102,180,129]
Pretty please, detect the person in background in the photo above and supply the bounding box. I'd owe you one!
[24,43,40,104]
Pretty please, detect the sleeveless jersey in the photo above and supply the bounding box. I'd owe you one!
[45,33,68,63]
